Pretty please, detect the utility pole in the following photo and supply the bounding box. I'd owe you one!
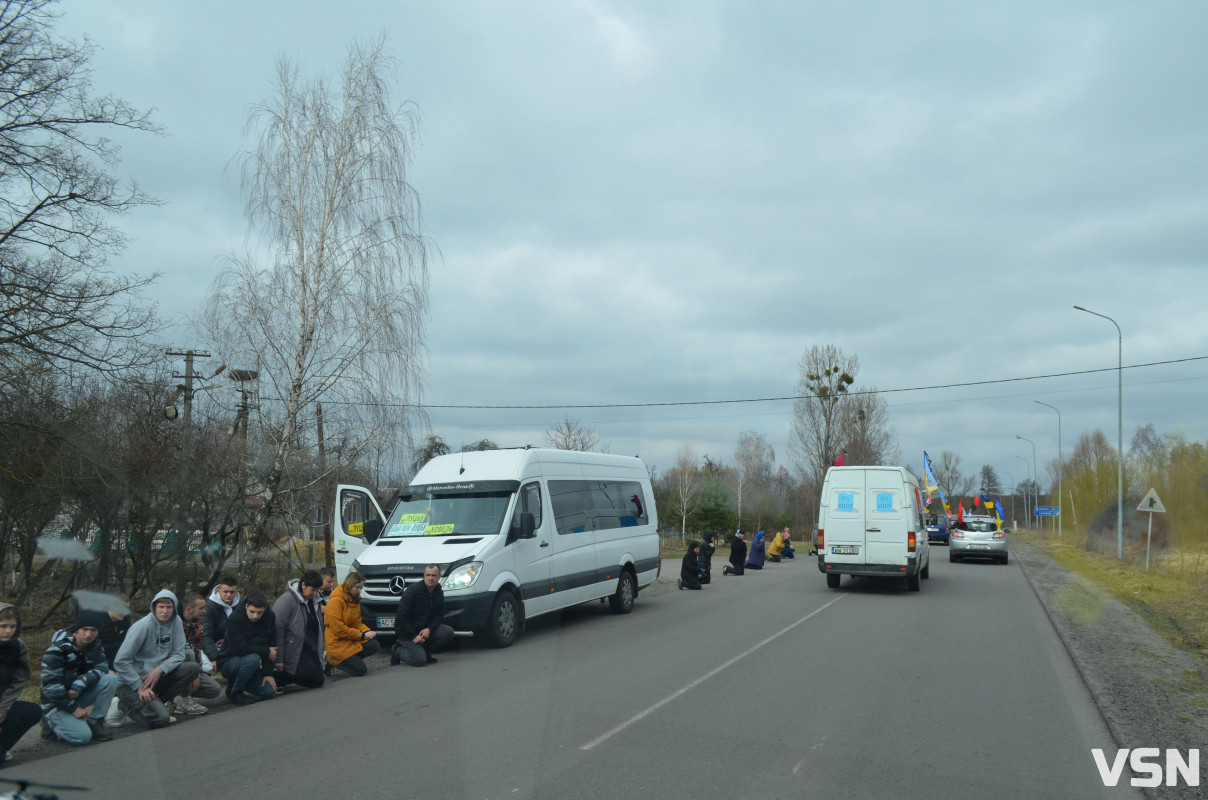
[166,349,210,597]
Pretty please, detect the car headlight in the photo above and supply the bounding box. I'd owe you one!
[443,561,484,591]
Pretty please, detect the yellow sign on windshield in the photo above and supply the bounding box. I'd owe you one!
[399,513,426,523]
[424,524,454,536]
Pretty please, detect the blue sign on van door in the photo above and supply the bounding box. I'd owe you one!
[875,493,894,512]
[837,492,855,512]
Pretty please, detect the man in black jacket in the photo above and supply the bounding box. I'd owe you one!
[223,591,278,704]
[390,564,454,667]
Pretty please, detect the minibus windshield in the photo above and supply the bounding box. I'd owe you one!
[383,483,517,538]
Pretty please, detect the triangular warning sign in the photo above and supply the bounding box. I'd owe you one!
[1136,488,1166,513]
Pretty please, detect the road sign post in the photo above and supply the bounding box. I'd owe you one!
[1136,489,1166,570]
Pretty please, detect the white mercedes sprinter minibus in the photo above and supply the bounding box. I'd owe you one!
[815,466,931,591]
[334,448,661,647]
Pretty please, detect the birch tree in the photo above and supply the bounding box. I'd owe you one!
[668,446,702,538]
[203,38,430,534]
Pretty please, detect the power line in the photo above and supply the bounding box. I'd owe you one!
[419,355,1208,410]
[256,354,1208,411]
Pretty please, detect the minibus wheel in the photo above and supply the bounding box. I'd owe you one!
[608,570,636,614]
[906,573,920,592]
[826,573,840,589]
[485,590,519,648]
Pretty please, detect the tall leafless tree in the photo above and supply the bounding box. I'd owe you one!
[543,415,604,452]
[789,344,858,487]
[732,431,774,527]
[668,445,702,539]
[203,38,431,537]
[0,0,161,388]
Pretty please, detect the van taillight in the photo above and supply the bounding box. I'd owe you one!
[907,531,916,553]
[816,529,824,549]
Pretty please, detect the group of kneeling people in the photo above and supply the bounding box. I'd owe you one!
[678,528,798,590]
[0,564,455,768]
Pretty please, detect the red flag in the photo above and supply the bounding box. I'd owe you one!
[833,449,846,467]
[957,498,965,525]
[972,495,981,508]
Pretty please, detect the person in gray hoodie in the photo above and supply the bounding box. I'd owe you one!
[113,589,201,729]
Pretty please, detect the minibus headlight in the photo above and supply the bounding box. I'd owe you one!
[443,561,484,591]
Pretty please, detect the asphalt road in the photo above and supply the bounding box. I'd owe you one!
[7,553,1145,800]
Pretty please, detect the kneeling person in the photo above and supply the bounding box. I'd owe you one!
[40,611,117,745]
[391,565,454,667]
[223,592,278,704]
[113,590,200,729]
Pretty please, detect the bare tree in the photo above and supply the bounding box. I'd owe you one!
[979,464,1001,496]
[789,344,858,487]
[203,38,431,535]
[543,415,604,452]
[0,0,161,387]
[837,389,898,467]
[936,450,976,502]
[667,446,702,538]
[732,431,774,527]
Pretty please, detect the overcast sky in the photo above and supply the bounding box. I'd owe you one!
[55,0,1208,491]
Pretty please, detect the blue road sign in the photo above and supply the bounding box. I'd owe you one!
[1034,506,1060,516]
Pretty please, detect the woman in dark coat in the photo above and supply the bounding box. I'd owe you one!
[723,531,747,576]
[698,531,717,584]
[678,541,703,590]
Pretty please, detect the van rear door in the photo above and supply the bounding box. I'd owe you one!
[864,469,909,566]
[822,470,868,565]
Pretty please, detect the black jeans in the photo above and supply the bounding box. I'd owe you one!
[334,638,381,676]
[0,700,41,751]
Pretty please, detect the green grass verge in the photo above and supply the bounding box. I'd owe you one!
[1017,530,1208,668]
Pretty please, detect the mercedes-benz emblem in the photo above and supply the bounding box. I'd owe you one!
[389,576,407,595]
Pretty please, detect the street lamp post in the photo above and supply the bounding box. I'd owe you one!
[1017,435,1038,530]
[1034,401,1063,538]
[1003,470,1015,528]
[1013,455,1031,523]
[1074,305,1124,560]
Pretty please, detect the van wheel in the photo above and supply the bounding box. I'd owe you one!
[921,561,930,579]
[609,570,636,614]
[484,590,519,648]
[906,573,921,592]
[826,573,841,589]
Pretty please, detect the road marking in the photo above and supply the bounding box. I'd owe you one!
[579,594,848,750]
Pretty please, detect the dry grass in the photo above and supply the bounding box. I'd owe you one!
[1018,530,1208,666]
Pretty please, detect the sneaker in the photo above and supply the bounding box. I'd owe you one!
[229,692,259,706]
[677,579,683,590]
[168,715,178,724]
[425,655,438,664]
[389,648,401,666]
[175,696,208,716]
[40,719,57,742]
[105,698,125,728]
[163,700,177,715]
[86,719,113,742]
[323,660,334,677]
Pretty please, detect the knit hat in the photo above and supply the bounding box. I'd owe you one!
[73,610,106,632]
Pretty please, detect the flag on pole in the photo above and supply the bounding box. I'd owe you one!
[833,449,846,467]
[993,500,1004,529]
[922,451,940,495]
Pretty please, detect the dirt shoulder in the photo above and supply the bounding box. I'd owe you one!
[1013,540,1208,798]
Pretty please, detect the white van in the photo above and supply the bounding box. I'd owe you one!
[815,466,930,591]
[333,448,661,647]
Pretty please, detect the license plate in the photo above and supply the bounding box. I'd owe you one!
[830,545,859,555]
[376,616,395,629]
[968,544,989,550]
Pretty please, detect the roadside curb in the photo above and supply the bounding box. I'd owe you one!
[1013,540,1208,798]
